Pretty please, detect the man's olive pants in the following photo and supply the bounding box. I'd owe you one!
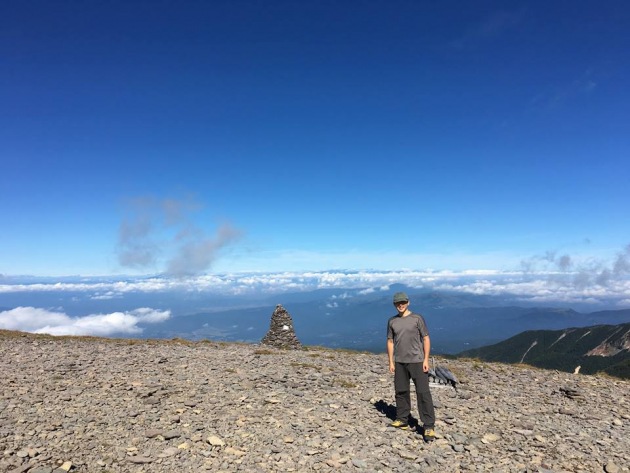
[394,362,435,428]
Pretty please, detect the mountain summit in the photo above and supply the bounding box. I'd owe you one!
[1,330,628,472]
[0,331,630,473]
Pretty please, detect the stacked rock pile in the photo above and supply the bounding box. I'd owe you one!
[260,304,302,350]
[0,331,628,472]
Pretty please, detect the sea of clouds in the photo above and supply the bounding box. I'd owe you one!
[1,261,629,338]
[2,265,629,304]
[3,197,628,338]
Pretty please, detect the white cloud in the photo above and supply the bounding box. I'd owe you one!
[90,291,121,300]
[0,307,170,337]
[358,287,377,295]
[131,307,171,323]
[1,245,630,309]
[0,307,69,332]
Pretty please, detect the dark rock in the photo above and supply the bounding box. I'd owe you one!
[559,386,583,399]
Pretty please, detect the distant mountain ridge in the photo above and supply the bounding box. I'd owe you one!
[2,285,629,355]
[457,322,630,379]
[143,289,630,354]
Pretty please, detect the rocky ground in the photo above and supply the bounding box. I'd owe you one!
[1,331,628,473]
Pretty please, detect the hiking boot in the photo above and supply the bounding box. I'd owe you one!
[390,420,409,430]
[423,427,436,442]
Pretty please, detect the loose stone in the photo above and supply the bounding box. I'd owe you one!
[0,332,628,473]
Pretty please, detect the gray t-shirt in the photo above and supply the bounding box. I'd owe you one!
[387,312,429,363]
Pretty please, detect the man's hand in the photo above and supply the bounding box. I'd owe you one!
[389,361,395,374]
[422,335,431,373]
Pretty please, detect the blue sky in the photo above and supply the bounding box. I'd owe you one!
[2,1,629,279]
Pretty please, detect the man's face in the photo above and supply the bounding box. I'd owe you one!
[394,300,409,314]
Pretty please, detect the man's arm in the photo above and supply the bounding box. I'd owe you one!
[422,335,431,373]
[387,338,395,373]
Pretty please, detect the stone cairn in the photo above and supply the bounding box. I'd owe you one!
[260,304,302,349]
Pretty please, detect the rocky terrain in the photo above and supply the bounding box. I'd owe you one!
[1,331,628,473]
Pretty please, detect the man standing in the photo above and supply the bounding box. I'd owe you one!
[386,291,436,442]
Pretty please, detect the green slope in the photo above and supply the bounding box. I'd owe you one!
[457,323,630,379]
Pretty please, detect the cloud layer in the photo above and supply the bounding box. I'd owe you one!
[2,244,629,309]
[0,307,170,336]
[1,249,629,337]
[1,266,629,308]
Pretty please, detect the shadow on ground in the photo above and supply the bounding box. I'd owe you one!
[373,399,420,431]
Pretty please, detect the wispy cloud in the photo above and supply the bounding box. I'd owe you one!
[166,223,242,277]
[520,244,630,290]
[449,9,526,49]
[0,307,170,336]
[117,197,242,276]
[531,69,598,110]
